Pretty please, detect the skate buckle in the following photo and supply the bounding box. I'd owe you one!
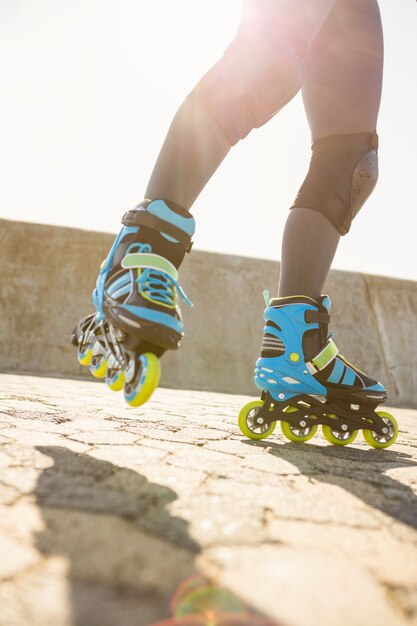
[306,361,318,375]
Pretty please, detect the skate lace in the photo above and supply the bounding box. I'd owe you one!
[128,243,192,307]
[137,269,192,307]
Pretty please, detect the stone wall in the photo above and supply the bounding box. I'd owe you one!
[0,218,416,407]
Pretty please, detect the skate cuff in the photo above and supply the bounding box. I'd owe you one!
[121,253,178,280]
[122,209,193,252]
[306,339,339,374]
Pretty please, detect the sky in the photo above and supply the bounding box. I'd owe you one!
[0,0,416,281]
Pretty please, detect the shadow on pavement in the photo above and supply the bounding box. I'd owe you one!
[243,439,417,529]
[34,445,198,625]
[34,446,282,626]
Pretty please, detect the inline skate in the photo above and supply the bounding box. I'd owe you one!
[72,199,195,406]
[239,292,398,448]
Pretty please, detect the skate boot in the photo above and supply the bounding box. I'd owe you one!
[239,293,398,448]
[72,199,195,406]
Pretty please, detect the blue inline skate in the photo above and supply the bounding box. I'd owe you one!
[239,293,398,448]
[72,199,195,406]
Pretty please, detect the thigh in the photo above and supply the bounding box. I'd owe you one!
[302,0,384,140]
[240,0,338,51]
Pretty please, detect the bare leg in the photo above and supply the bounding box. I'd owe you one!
[279,0,384,299]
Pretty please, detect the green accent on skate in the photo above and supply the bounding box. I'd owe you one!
[121,253,178,280]
[311,338,339,371]
[363,411,399,449]
[238,400,276,440]
[322,423,358,446]
[263,289,270,307]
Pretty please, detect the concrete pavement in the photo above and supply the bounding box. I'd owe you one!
[0,373,416,626]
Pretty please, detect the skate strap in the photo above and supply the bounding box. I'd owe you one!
[305,310,330,325]
[122,210,193,252]
[306,338,339,374]
[122,252,178,280]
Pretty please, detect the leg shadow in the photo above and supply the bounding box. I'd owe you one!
[34,446,199,626]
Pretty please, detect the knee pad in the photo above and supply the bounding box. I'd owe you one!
[292,131,379,235]
[188,26,306,146]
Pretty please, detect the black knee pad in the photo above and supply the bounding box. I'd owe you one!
[188,27,305,146]
[292,131,379,235]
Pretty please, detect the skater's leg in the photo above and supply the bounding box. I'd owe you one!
[278,0,384,300]
[74,0,340,407]
[146,0,337,210]
[278,208,340,300]
[302,0,384,141]
[145,99,231,211]
[242,0,397,448]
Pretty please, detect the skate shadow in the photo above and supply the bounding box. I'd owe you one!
[242,439,417,529]
[33,446,199,626]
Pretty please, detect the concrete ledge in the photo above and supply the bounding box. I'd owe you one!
[0,218,416,407]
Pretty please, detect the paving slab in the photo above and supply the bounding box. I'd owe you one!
[0,372,416,626]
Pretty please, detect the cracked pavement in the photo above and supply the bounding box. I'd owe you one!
[0,372,416,626]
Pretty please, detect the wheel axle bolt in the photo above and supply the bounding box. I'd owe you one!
[257,418,264,425]
[382,427,389,435]
[341,424,348,431]
[300,420,307,428]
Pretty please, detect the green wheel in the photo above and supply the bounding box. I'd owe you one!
[90,354,108,379]
[89,339,108,378]
[281,411,318,443]
[104,353,124,391]
[363,411,399,449]
[124,353,161,407]
[77,344,92,366]
[322,423,358,446]
[238,400,276,440]
[105,368,124,392]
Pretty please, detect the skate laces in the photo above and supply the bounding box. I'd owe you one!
[123,243,193,308]
[137,269,192,307]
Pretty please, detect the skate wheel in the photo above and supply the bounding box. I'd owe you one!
[322,424,358,446]
[77,344,92,366]
[281,407,318,443]
[105,368,125,392]
[363,411,399,449]
[124,353,161,407]
[238,400,276,440]
[90,354,108,379]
